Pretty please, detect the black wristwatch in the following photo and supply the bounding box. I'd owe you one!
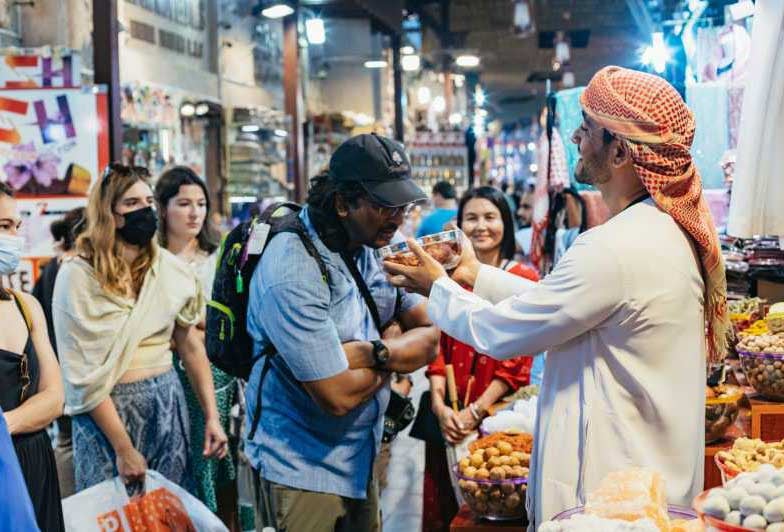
[370,340,391,369]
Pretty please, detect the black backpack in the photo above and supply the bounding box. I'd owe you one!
[205,202,329,381]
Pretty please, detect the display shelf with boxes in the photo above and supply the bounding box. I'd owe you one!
[408,131,469,192]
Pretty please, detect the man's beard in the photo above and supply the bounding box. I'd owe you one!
[575,157,610,185]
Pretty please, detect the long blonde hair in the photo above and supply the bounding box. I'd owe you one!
[77,164,156,296]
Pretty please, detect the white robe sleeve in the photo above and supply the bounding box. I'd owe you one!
[427,237,626,358]
[474,264,537,303]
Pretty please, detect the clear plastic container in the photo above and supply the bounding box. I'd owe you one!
[738,350,784,401]
[375,229,463,270]
[705,385,744,444]
[453,465,527,521]
[552,504,698,522]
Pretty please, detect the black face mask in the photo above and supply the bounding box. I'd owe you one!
[117,206,158,247]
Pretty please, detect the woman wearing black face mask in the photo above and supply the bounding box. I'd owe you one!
[52,164,228,493]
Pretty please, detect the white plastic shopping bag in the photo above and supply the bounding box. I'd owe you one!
[62,469,228,532]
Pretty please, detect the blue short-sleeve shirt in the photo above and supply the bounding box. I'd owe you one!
[244,208,423,499]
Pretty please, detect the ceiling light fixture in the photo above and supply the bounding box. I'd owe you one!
[401,45,415,55]
[274,129,288,137]
[364,60,388,69]
[180,102,195,117]
[401,54,420,71]
[455,54,480,68]
[449,113,463,125]
[195,103,210,116]
[241,125,260,132]
[261,2,294,19]
[305,17,325,45]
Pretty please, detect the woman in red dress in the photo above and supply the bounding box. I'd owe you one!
[422,186,539,532]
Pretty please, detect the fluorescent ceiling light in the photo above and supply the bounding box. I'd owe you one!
[261,4,294,19]
[448,113,463,125]
[180,103,195,117]
[455,54,480,68]
[274,129,288,137]
[230,196,258,204]
[305,18,325,45]
[195,103,209,116]
[241,125,260,132]
[364,60,388,69]
[401,45,415,55]
[401,54,420,71]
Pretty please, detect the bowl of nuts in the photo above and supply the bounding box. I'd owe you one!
[715,438,784,485]
[736,333,784,401]
[455,433,531,521]
[375,229,463,270]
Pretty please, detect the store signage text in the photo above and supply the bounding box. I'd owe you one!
[0,94,76,145]
[129,18,204,59]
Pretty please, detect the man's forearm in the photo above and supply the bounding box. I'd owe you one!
[346,326,439,373]
[304,367,390,416]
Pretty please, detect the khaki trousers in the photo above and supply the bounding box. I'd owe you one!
[251,469,381,532]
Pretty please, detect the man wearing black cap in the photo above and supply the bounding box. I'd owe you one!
[244,134,439,531]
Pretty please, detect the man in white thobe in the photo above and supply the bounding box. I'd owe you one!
[386,67,729,529]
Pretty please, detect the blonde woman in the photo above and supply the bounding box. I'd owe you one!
[53,164,227,491]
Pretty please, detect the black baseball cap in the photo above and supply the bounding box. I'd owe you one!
[328,133,427,207]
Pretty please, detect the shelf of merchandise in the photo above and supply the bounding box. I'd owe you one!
[408,131,469,193]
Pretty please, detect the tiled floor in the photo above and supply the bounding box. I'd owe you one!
[381,367,428,532]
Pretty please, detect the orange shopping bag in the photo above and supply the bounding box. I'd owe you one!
[64,471,227,532]
[119,487,196,532]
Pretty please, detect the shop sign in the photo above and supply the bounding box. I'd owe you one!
[0,88,109,260]
[0,89,108,198]
[0,47,81,89]
[0,258,35,293]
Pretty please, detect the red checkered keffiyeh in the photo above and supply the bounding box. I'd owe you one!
[580,66,729,363]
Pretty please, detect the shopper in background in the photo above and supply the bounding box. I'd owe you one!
[31,206,85,498]
[155,166,250,531]
[417,180,457,237]
[422,186,539,532]
[245,134,439,531]
[513,182,535,258]
[0,181,65,531]
[385,66,726,528]
[53,164,228,493]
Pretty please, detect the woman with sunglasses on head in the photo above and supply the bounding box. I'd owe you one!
[0,181,65,531]
[155,166,250,530]
[422,186,539,532]
[52,164,228,493]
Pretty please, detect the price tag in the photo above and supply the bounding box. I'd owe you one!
[247,222,271,255]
